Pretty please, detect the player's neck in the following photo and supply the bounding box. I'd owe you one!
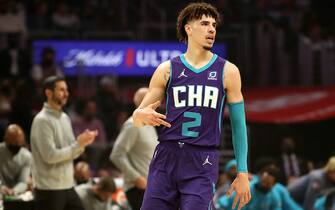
[184,47,213,68]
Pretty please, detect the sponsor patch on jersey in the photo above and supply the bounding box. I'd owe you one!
[208,71,217,80]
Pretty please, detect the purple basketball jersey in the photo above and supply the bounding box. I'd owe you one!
[159,54,226,147]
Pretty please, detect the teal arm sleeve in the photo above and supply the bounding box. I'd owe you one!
[228,101,248,172]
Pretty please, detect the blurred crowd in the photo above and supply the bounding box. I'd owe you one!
[215,155,335,210]
[215,136,335,210]
[0,0,332,38]
[0,0,334,210]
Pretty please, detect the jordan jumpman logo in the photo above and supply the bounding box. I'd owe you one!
[203,155,212,165]
[178,69,188,78]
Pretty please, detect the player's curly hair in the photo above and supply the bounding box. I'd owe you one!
[176,2,221,43]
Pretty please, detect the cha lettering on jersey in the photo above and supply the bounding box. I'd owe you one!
[172,85,218,109]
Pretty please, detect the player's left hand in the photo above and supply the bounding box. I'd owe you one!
[133,101,171,128]
[226,172,251,210]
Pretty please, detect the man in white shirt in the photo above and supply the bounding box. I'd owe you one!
[110,87,158,210]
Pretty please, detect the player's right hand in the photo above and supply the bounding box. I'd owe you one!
[133,101,171,128]
[226,173,251,210]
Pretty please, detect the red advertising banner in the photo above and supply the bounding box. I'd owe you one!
[241,87,335,123]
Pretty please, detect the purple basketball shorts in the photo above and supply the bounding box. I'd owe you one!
[141,141,219,210]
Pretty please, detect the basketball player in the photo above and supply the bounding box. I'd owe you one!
[133,2,250,210]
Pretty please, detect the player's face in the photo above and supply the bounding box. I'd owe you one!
[187,15,217,50]
[50,81,69,107]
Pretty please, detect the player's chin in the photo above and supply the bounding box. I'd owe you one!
[203,45,212,51]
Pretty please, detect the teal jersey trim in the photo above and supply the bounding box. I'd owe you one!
[228,101,248,173]
[165,61,172,115]
[219,60,227,133]
[180,54,218,73]
[218,95,225,133]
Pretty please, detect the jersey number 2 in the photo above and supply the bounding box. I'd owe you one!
[182,112,202,138]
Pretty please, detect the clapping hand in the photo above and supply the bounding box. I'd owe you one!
[77,129,98,147]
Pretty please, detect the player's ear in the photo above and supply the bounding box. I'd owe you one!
[185,24,191,36]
